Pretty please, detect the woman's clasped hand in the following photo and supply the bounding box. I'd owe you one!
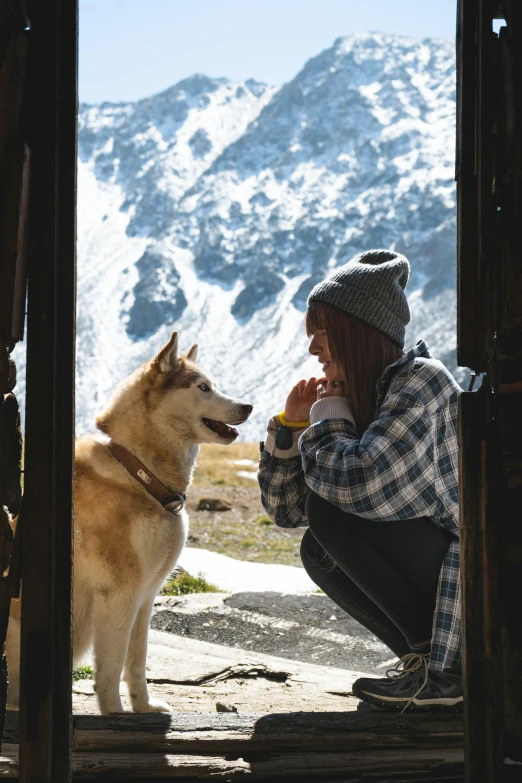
[284,376,347,423]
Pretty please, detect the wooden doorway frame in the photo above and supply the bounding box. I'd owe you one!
[0,0,77,779]
[1,0,521,780]
[457,1,522,781]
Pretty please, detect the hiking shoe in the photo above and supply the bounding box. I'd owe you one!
[352,653,463,711]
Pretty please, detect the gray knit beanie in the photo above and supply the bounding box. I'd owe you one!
[307,249,411,348]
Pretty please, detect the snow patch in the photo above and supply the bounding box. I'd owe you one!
[178,548,317,594]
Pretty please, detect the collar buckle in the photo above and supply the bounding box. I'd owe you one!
[164,494,186,513]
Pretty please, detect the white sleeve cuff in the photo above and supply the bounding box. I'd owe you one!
[310,397,354,425]
[263,416,306,458]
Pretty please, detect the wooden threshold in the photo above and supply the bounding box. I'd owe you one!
[1,709,464,780]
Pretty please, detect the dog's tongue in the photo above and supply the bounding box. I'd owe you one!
[203,418,238,438]
[215,420,235,437]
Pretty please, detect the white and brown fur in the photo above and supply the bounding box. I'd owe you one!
[6,332,252,714]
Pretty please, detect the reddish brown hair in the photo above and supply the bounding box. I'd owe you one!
[305,301,402,434]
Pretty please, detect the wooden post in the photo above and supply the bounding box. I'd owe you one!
[17,0,78,780]
[459,391,489,782]
[456,0,481,371]
[495,5,522,765]
[457,0,522,779]
[0,0,29,756]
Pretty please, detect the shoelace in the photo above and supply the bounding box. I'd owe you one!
[385,652,430,713]
[347,652,430,711]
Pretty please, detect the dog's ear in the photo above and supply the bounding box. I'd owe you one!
[186,343,198,362]
[153,331,180,373]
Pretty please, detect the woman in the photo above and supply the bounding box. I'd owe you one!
[258,249,462,710]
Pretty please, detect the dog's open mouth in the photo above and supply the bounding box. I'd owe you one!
[202,418,239,440]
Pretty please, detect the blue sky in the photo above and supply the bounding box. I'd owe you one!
[80,0,457,104]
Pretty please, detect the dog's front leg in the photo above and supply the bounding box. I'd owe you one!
[124,594,171,713]
[92,590,137,714]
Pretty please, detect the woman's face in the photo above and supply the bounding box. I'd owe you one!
[308,330,341,382]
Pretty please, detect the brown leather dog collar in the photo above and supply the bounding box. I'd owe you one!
[107,440,186,513]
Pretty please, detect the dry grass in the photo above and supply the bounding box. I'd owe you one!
[187,443,306,567]
[187,488,305,568]
[193,442,260,487]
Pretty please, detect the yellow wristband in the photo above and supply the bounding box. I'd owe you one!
[278,411,311,428]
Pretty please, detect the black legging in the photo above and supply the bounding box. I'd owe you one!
[301,492,453,659]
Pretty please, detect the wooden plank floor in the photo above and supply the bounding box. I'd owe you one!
[1,710,464,780]
[1,633,464,780]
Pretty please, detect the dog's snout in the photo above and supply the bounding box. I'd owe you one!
[242,404,253,417]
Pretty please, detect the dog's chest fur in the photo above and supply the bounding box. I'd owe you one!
[74,436,190,592]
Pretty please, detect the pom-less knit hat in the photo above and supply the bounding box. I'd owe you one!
[307,249,411,348]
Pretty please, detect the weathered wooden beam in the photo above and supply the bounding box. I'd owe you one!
[11,144,30,343]
[0,508,14,752]
[0,742,465,781]
[0,710,465,780]
[0,28,28,348]
[476,1,498,373]
[74,746,466,780]
[497,394,522,760]
[496,3,522,382]
[459,391,493,783]
[1,710,464,755]
[0,389,19,731]
[458,1,522,780]
[71,728,463,756]
[0,6,28,746]
[493,7,522,759]
[16,0,78,780]
[479,434,504,776]
[0,345,21,750]
[456,0,481,371]
[0,393,22,516]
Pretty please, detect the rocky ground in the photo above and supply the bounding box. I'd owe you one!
[151,592,395,675]
[72,629,364,715]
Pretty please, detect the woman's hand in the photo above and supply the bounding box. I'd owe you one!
[317,379,348,399]
[284,377,320,422]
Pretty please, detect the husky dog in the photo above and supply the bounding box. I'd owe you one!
[6,332,252,714]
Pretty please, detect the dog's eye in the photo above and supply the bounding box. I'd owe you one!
[198,383,210,392]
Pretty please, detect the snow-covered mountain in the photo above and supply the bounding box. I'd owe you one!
[73,32,461,441]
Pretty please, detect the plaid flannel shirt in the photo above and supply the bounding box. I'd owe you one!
[258,340,462,672]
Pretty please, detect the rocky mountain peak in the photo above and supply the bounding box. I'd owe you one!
[70,33,462,440]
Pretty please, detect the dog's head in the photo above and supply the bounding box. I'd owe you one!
[98,332,253,446]
[152,332,253,444]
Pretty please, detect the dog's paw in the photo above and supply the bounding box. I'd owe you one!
[98,699,126,714]
[133,698,171,713]
[97,693,126,714]
[99,704,126,714]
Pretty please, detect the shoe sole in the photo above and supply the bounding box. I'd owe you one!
[358,689,463,711]
[357,701,463,713]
